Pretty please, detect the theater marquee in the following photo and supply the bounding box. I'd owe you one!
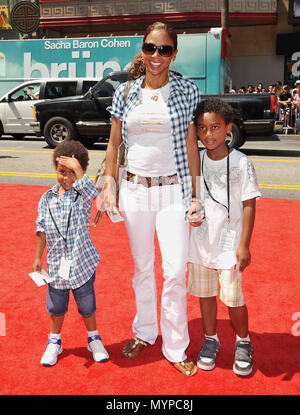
[39,0,277,28]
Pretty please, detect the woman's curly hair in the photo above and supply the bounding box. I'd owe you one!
[128,53,146,80]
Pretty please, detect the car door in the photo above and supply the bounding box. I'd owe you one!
[77,72,128,136]
[81,80,98,95]
[4,82,41,134]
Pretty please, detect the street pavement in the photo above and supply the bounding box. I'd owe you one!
[0,133,299,200]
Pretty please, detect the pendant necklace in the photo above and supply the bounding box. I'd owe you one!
[151,93,159,102]
[143,77,169,102]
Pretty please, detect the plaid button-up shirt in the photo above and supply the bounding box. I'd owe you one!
[111,71,201,209]
[36,174,100,290]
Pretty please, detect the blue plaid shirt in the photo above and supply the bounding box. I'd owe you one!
[111,71,201,209]
[36,174,100,290]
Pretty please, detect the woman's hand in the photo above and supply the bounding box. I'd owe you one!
[103,183,117,212]
[92,117,122,227]
[92,182,116,227]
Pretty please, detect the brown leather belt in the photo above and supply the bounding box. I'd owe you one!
[125,171,179,188]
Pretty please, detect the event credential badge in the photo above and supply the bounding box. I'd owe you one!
[58,257,72,280]
[218,228,236,251]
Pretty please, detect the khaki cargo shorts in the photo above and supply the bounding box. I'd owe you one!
[187,263,245,307]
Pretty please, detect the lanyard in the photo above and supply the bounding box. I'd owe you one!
[46,191,79,243]
[202,145,230,221]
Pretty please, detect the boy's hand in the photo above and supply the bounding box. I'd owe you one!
[186,199,205,227]
[236,245,251,272]
[237,198,256,272]
[56,155,85,180]
[33,258,42,272]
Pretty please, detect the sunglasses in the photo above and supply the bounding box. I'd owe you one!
[142,42,174,57]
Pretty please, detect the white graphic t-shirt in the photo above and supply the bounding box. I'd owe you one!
[188,149,261,269]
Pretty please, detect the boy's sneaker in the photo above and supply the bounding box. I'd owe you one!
[87,334,109,362]
[197,337,220,371]
[40,337,63,367]
[233,341,253,376]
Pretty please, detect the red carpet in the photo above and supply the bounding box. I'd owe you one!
[0,183,299,396]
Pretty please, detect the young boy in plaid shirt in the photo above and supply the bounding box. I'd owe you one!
[33,140,109,366]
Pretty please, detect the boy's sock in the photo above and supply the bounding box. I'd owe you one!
[49,332,61,339]
[87,329,99,338]
[236,334,250,342]
[205,333,220,343]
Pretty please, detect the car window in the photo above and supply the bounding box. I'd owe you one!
[93,79,116,98]
[82,81,98,94]
[45,82,77,99]
[10,83,41,101]
[92,73,128,98]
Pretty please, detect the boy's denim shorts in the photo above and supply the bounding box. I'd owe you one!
[46,273,96,317]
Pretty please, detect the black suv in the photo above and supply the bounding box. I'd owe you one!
[31,71,128,147]
[31,70,276,149]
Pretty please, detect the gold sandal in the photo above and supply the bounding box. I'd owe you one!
[122,336,149,359]
[173,359,197,377]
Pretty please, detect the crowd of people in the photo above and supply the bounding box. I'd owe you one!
[231,80,300,131]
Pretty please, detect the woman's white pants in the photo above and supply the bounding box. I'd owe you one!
[119,179,190,363]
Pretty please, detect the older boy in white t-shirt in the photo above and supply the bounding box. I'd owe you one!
[188,97,261,376]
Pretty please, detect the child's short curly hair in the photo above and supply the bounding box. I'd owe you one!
[53,140,89,170]
[194,97,234,126]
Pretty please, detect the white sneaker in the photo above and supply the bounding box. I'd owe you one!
[40,337,63,367]
[87,335,109,362]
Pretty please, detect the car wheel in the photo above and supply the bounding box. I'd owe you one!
[44,117,76,148]
[228,122,246,149]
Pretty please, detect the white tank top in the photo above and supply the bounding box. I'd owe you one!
[126,83,177,177]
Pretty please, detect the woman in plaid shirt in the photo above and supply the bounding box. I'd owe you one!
[33,141,109,367]
[103,22,201,376]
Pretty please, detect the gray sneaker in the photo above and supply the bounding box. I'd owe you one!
[233,341,253,376]
[197,337,220,371]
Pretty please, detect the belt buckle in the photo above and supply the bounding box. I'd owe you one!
[158,176,163,187]
[145,177,152,187]
[127,172,136,183]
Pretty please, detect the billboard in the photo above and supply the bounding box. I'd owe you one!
[0,29,229,95]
